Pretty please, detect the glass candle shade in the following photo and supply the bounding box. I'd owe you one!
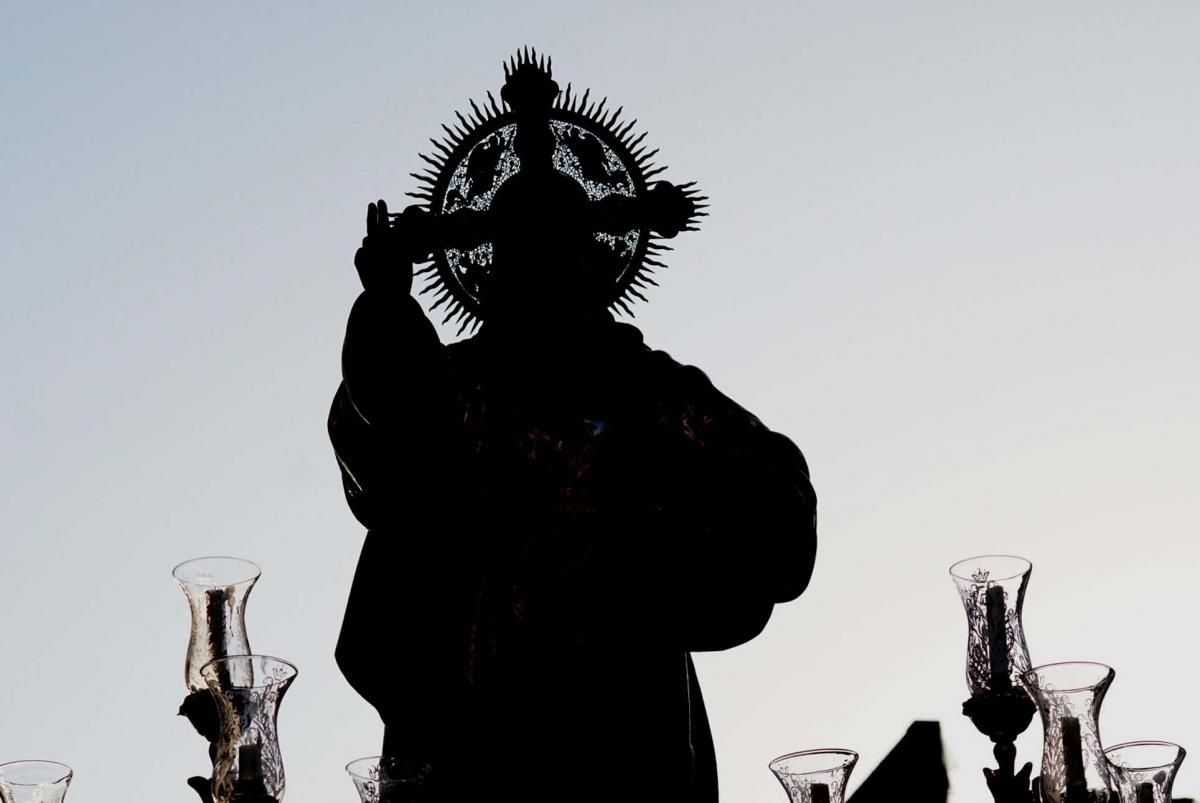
[0,761,73,803]
[1023,662,1116,803]
[950,555,1033,696]
[173,556,261,693]
[346,756,432,803]
[1104,741,1185,803]
[769,749,858,803]
[202,655,297,803]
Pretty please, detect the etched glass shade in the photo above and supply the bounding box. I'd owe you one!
[1104,741,1185,803]
[769,749,858,803]
[1023,661,1116,803]
[173,556,261,692]
[346,756,432,803]
[0,761,72,803]
[949,555,1033,695]
[202,655,297,803]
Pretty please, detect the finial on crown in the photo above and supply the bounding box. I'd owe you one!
[501,46,559,114]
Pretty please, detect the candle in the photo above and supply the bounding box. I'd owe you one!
[984,585,1011,691]
[1061,716,1086,802]
[239,743,262,782]
[205,587,232,688]
[811,782,831,803]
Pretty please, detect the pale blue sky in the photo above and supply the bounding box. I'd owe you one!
[3,3,1199,801]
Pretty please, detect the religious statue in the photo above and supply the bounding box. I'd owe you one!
[329,49,819,802]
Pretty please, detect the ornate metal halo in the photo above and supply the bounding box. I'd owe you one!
[403,48,707,334]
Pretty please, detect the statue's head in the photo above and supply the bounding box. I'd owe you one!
[406,48,707,336]
[482,168,608,327]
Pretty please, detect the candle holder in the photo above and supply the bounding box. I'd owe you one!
[769,749,858,803]
[174,557,261,693]
[950,556,1033,696]
[1023,661,1116,803]
[951,555,1038,803]
[201,655,297,803]
[0,761,73,803]
[1104,741,1185,803]
[347,756,432,803]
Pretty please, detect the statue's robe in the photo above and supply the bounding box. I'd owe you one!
[328,291,818,802]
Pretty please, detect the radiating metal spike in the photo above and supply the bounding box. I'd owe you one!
[644,258,666,268]
[547,56,552,76]
[419,153,444,168]
[637,148,661,164]
[644,165,668,178]
[456,111,472,131]
[579,89,590,111]
[594,97,607,120]
[627,286,648,302]
[430,290,453,311]
[406,191,433,200]
[627,131,648,149]
[617,119,637,140]
[678,181,697,189]
[487,91,502,115]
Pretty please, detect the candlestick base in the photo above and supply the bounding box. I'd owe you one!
[963,690,1038,803]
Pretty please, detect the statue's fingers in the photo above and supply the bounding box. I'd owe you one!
[378,198,389,219]
[367,202,378,237]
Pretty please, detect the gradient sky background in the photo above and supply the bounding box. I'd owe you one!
[3,3,1199,801]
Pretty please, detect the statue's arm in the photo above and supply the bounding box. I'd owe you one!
[617,361,818,653]
[328,200,458,530]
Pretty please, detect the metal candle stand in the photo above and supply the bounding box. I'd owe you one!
[962,687,1038,803]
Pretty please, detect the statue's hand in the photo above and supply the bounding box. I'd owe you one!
[354,199,427,296]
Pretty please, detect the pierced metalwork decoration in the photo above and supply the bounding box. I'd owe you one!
[405,47,707,333]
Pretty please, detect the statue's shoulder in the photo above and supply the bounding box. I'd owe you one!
[632,334,772,438]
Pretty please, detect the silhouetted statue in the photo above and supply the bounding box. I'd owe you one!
[329,49,818,802]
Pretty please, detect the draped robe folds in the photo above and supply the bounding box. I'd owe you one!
[328,290,818,802]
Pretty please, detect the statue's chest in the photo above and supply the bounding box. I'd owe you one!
[460,385,614,510]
